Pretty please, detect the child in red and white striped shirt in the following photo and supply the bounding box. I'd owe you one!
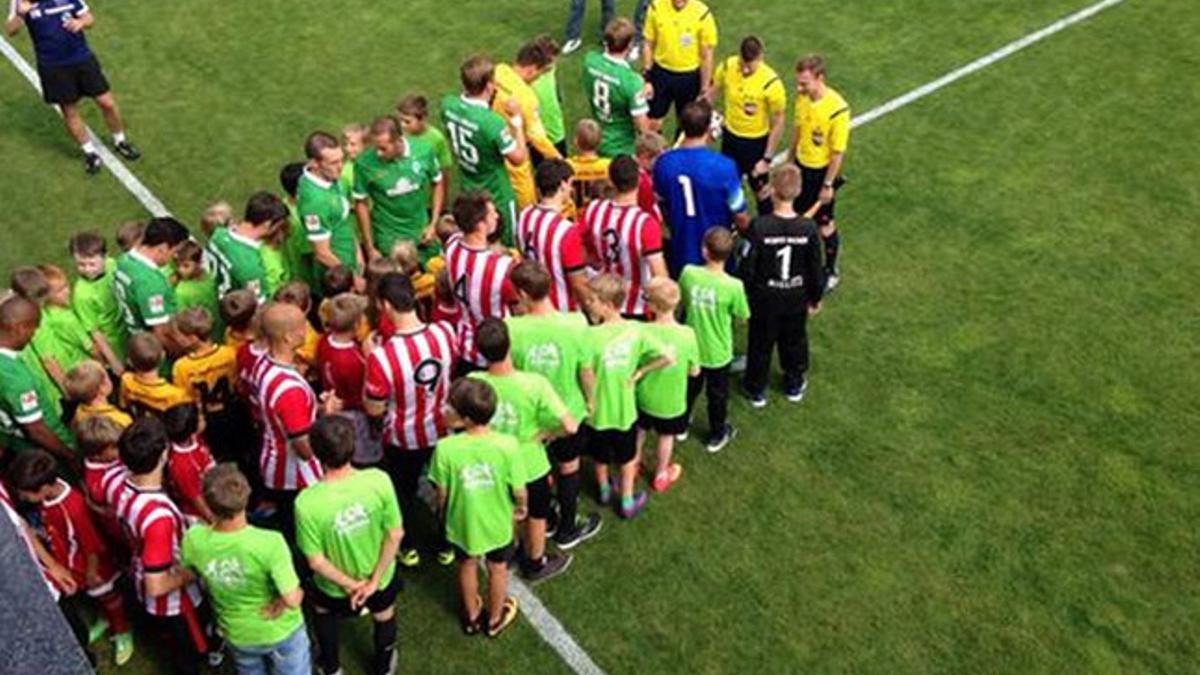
[162,402,216,524]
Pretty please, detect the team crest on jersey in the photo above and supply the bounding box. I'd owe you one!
[204,557,246,588]
[811,130,825,147]
[19,390,38,412]
[743,101,759,117]
[461,463,496,490]
[334,503,370,536]
[304,214,322,232]
[149,295,165,313]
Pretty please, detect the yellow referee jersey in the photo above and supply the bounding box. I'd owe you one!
[713,56,787,139]
[644,0,718,74]
[172,344,238,415]
[494,63,561,209]
[794,86,851,169]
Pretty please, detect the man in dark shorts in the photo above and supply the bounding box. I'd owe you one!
[640,0,718,129]
[5,0,140,174]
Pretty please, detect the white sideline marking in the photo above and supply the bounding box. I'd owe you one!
[852,0,1127,128]
[0,1,1126,672]
[0,35,169,217]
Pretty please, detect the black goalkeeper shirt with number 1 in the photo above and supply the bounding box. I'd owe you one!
[740,214,825,315]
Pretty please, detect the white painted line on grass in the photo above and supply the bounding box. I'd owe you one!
[0,2,1127,672]
[0,35,170,217]
[510,578,607,675]
[852,0,1127,128]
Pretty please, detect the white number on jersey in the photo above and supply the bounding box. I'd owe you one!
[678,175,697,217]
[592,80,612,121]
[447,121,480,171]
[775,245,793,281]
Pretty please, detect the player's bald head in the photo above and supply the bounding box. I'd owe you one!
[260,302,305,344]
[0,294,40,330]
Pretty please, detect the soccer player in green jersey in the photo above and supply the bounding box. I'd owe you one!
[680,227,750,453]
[353,115,445,264]
[279,162,318,290]
[471,319,576,583]
[207,191,289,304]
[181,465,310,675]
[0,296,76,468]
[429,377,526,638]
[115,217,188,345]
[69,231,128,364]
[583,274,672,519]
[296,416,403,675]
[441,55,528,244]
[583,19,654,158]
[507,262,603,549]
[298,132,363,279]
[636,278,700,493]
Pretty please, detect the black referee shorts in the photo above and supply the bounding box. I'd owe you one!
[722,131,771,196]
[647,65,701,120]
[795,162,843,226]
[39,56,109,105]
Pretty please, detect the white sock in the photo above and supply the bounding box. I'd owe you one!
[81,140,97,155]
[112,131,126,145]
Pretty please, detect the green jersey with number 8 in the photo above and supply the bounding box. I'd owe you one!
[583,51,650,158]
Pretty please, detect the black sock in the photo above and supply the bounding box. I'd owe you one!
[313,612,340,675]
[558,471,581,535]
[373,617,398,674]
[822,230,840,274]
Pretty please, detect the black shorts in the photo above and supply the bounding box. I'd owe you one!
[721,131,769,182]
[795,163,843,226]
[548,427,588,464]
[587,425,638,465]
[637,410,689,436]
[526,473,553,520]
[39,56,109,105]
[308,571,402,617]
[647,65,701,120]
[453,542,514,564]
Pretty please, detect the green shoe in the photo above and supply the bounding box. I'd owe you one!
[437,548,456,566]
[398,548,421,568]
[87,617,110,645]
[113,632,134,666]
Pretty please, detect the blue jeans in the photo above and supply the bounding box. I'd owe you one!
[230,626,311,675]
[565,0,616,41]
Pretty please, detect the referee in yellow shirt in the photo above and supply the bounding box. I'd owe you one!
[788,54,850,293]
[704,36,787,208]
[640,0,717,126]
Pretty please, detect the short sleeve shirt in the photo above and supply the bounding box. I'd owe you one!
[713,57,788,139]
[428,431,519,556]
[680,265,750,368]
[636,323,700,418]
[115,250,175,331]
[0,347,71,452]
[644,0,718,73]
[506,312,592,421]
[468,371,567,484]
[582,51,649,157]
[587,322,665,431]
[206,227,269,303]
[794,86,851,169]
[297,168,359,273]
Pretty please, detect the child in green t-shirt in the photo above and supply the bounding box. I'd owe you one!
[679,228,750,454]
[340,123,368,194]
[637,278,700,493]
[69,231,128,365]
[41,265,124,381]
[429,378,527,638]
[173,241,225,341]
[471,318,576,583]
[398,94,454,189]
[181,464,308,667]
[583,274,673,520]
[296,416,404,675]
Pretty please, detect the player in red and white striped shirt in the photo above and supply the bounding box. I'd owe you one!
[9,450,135,661]
[516,160,591,312]
[252,303,323,538]
[112,417,218,674]
[366,272,458,567]
[444,191,518,369]
[163,403,216,524]
[583,156,668,318]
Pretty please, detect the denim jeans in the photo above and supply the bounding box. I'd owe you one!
[230,626,311,675]
[565,0,615,41]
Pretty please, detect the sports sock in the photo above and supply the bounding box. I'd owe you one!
[313,611,340,675]
[112,131,127,145]
[80,140,97,155]
[822,230,840,274]
[557,471,580,534]
[620,494,635,511]
[372,617,397,675]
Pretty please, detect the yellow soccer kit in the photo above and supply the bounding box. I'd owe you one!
[794,86,851,169]
[713,57,787,139]
[644,0,718,73]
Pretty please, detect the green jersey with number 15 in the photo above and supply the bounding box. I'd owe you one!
[440,94,517,206]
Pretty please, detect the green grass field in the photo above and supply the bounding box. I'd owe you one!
[4,0,1199,673]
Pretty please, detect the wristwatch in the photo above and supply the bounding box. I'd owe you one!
[822,180,834,188]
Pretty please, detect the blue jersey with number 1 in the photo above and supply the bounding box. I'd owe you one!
[653,147,746,272]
